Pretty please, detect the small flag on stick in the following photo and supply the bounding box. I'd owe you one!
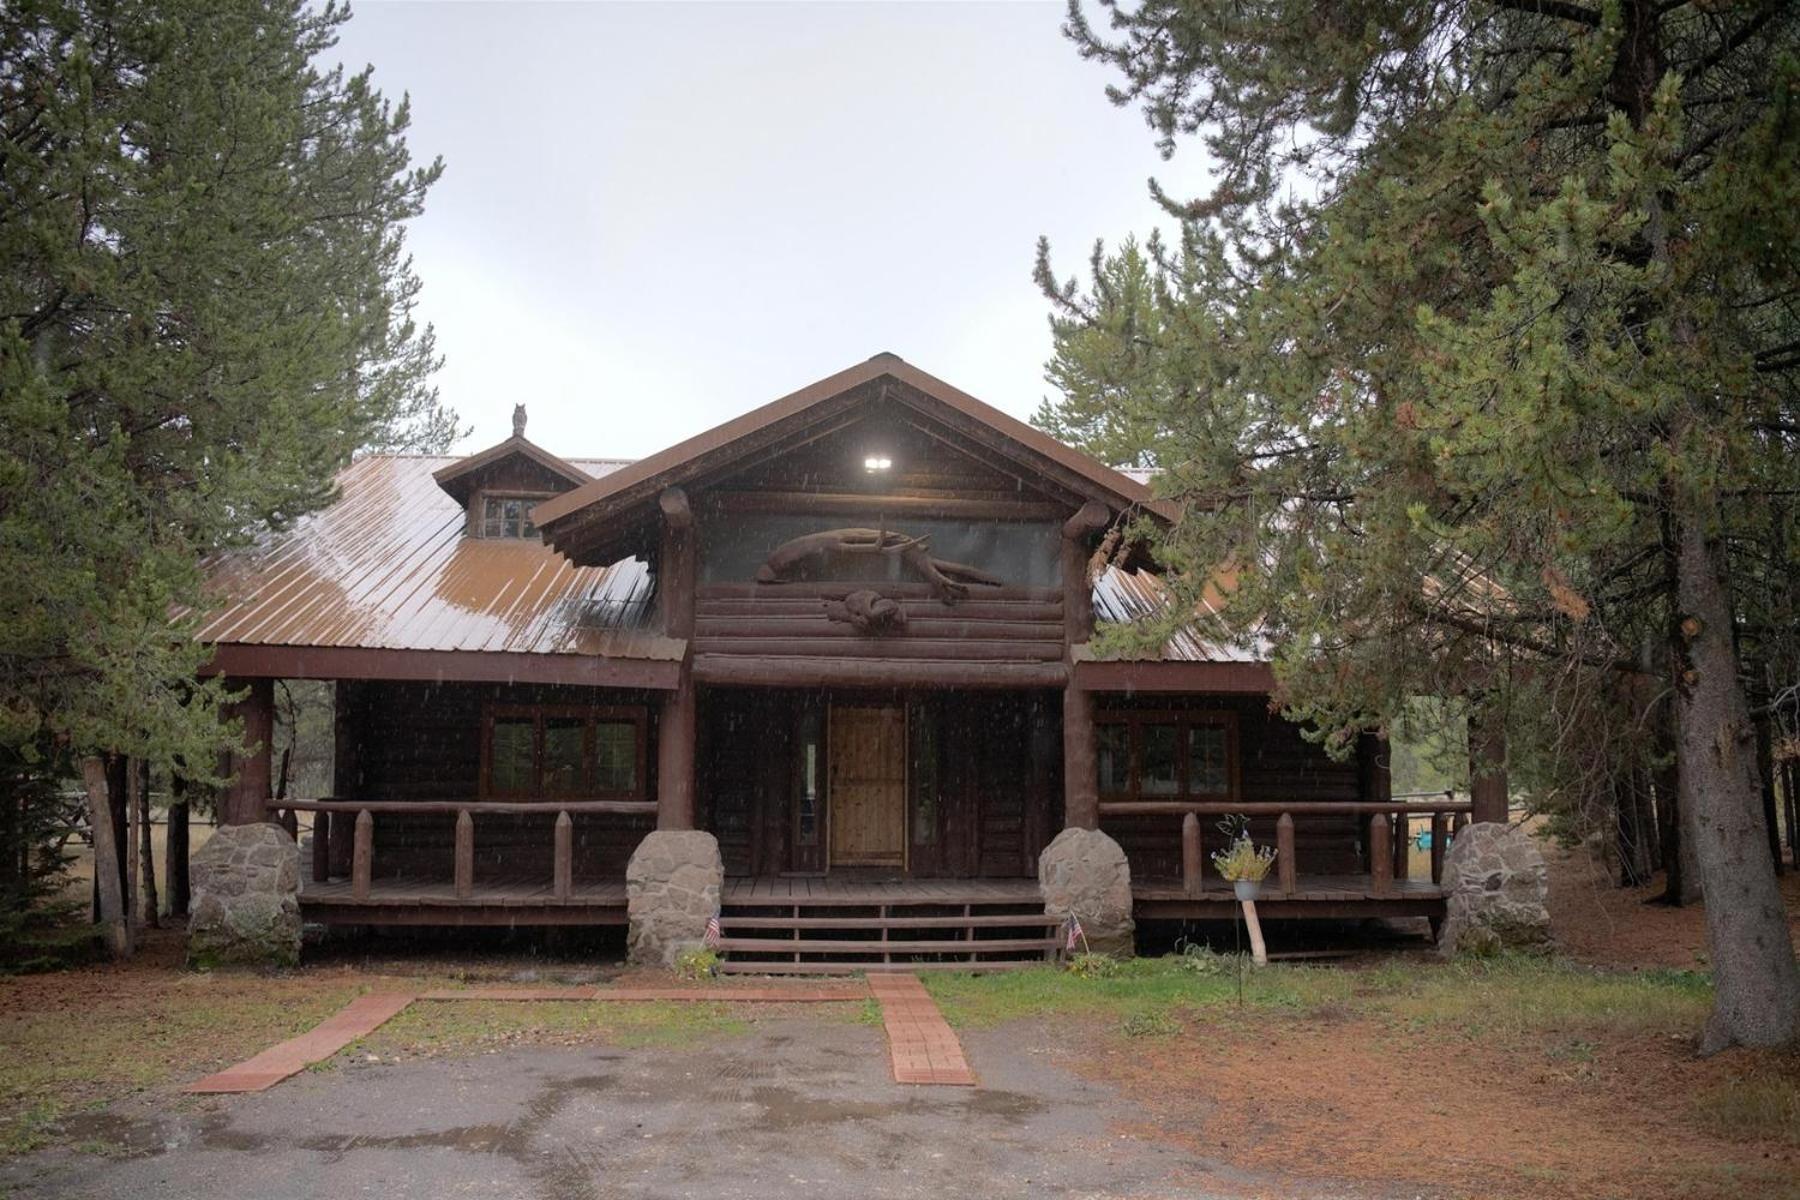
[1064,914,1085,953]
[703,913,722,949]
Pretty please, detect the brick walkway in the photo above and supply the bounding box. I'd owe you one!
[867,973,977,1087]
[186,992,415,1094]
[186,983,865,1094]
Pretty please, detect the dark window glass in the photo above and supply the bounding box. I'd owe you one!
[1096,724,1131,794]
[490,718,535,794]
[542,717,586,795]
[1188,724,1230,795]
[1140,723,1180,794]
[594,721,637,793]
[908,701,937,846]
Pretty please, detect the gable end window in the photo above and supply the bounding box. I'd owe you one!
[479,495,542,539]
[1094,711,1239,802]
[481,703,647,799]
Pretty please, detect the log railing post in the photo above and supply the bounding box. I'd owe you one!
[1430,812,1449,885]
[1453,811,1469,837]
[1181,812,1202,898]
[280,807,299,841]
[351,809,373,901]
[311,810,332,882]
[1369,812,1393,897]
[454,810,474,899]
[553,811,573,900]
[656,486,698,832]
[1393,812,1410,881]
[1277,812,1296,897]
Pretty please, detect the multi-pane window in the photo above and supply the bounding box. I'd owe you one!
[481,495,538,539]
[482,704,645,798]
[1094,712,1238,801]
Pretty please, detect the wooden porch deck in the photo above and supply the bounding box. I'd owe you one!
[297,871,1444,926]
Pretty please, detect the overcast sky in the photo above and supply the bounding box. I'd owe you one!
[328,1,1209,458]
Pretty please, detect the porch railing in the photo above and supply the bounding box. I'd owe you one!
[1097,793,1473,899]
[281,798,657,902]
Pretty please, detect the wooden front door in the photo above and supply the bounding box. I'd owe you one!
[829,705,906,868]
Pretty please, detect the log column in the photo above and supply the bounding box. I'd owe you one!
[1060,501,1110,833]
[656,487,697,831]
[1469,702,1509,825]
[220,677,273,826]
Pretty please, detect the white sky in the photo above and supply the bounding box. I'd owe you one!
[328,1,1208,458]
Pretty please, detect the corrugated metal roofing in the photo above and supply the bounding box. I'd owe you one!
[197,455,659,656]
[1091,565,1269,663]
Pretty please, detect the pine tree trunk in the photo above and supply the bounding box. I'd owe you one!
[1676,518,1800,1051]
[137,761,158,929]
[166,775,190,919]
[80,758,131,958]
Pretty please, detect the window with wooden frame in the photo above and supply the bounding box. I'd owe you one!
[480,703,648,799]
[474,493,550,539]
[1093,710,1240,801]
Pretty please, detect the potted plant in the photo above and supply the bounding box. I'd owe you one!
[1212,816,1277,901]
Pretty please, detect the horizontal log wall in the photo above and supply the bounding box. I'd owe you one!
[694,584,1064,665]
[1094,693,1365,881]
[340,680,660,880]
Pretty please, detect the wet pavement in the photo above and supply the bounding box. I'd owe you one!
[0,1019,1341,1199]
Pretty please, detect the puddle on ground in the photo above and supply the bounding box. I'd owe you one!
[744,1084,1046,1131]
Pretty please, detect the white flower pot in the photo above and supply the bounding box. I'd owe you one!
[1232,878,1261,902]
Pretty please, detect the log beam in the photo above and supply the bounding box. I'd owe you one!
[351,810,373,902]
[1469,703,1509,825]
[221,676,274,826]
[1277,813,1296,897]
[454,810,474,899]
[553,811,573,900]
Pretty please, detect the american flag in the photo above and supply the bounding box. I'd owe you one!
[703,913,722,949]
[1064,914,1084,952]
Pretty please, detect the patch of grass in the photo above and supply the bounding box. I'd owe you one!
[0,1101,61,1157]
[923,956,1355,1028]
[923,952,1713,1041]
[1375,956,1712,1038]
[1695,1074,1800,1146]
[1121,1009,1182,1038]
[356,999,750,1060]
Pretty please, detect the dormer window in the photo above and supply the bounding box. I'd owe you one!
[432,404,593,538]
[481,495,540,539]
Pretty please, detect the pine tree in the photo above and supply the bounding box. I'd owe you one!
[0,0,458,943]
[1038,0,1799,1049]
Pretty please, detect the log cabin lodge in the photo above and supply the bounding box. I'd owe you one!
[197,354,1501,971]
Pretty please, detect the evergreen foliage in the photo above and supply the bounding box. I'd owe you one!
[0,0,456,781]
[1037,0,1799,1048]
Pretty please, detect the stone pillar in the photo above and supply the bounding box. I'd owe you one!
[626,829,723,966]
[221,676,273,826]
[188,823,302,967]
[1038,827,1134,957]
[1436,822,1550,957]
[1469,704,1509,826]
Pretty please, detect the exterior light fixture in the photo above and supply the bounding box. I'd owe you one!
[863,454,893,472]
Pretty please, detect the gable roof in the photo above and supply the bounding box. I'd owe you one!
[432,434,594,506]
[532,352,1176,565]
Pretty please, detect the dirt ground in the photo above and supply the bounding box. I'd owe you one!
[1543,837,1800,969]
[1074,841,1800,1200]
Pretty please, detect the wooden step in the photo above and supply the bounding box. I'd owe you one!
[720,892,1044,908]
[719,913,1059,931]
[715,936,1057,955]
[717,959,1051,976]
